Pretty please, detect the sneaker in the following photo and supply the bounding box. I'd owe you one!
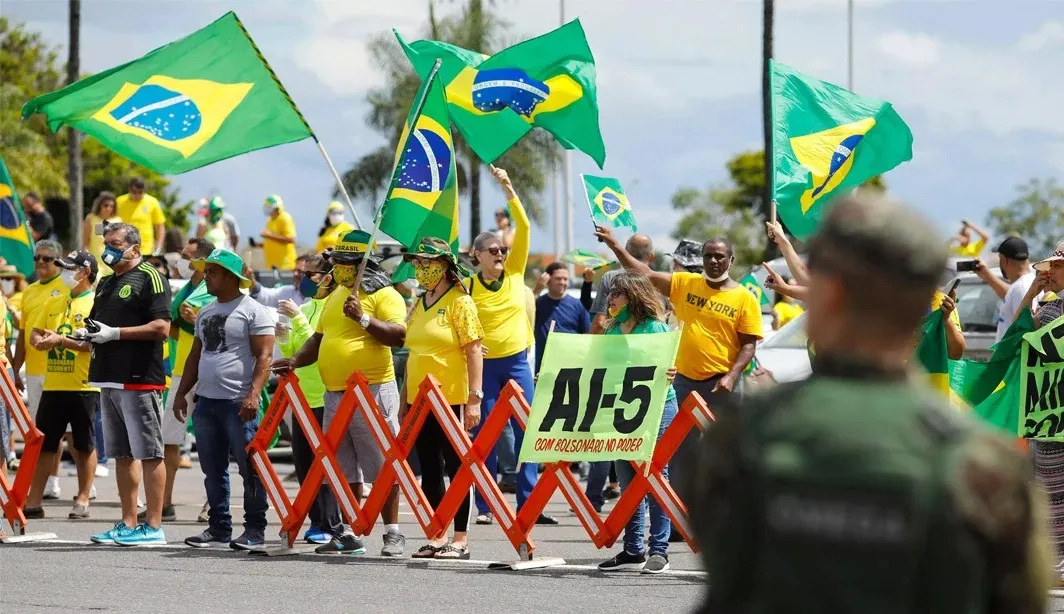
[184,529,231,548]
[598,550,647,571]
[475,513,493,525]
[535,514,559,525]
[42,479,60,500]
[114,523,167,546]
[179,455,193,469]
[603,485,622,500]
[668,530,685,543]
[498,481,517,494]
[68,503,90,520]
[641,553,670,574]
[381,530,405,556]
[95,464,110,478]
[23,507,45,519]
[314,533,365,555]
[197,501,210,523]
[91,522,131,545]
[230,531,266,551]
[138,504,177,524]
[76,486,97,501]
[303,527,332,545]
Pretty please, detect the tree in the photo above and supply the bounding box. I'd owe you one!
[339,0,560,245]
[986,178,1064,260]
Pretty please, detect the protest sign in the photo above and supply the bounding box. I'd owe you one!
[519,330,680,464]
[1019,315,1064,440]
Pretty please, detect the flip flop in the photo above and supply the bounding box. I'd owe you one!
[435,543,470,560]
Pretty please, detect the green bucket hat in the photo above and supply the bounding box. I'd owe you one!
[192,248,252,289]
[330,229,374,264]
[402,238,471,277]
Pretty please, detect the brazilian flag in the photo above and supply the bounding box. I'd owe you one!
[396,20,605,167]
[916,310,950,397]
[0,155,34,277]
[771,60,913,240]
[21,12,313,175]
[582,174,637,232]
[738,272,770,306]
[562,249,611,270]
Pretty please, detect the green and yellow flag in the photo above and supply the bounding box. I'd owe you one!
[562,249,612,270]
[582,174,636,231]
[738,271,770,306]
[0,155,34,276]
[396,20,605,167]
[21,12,312,175]
[771,60,913,240]
[916,309,950,397]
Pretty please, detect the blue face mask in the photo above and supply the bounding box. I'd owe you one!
[101,244,130,267]
[298,275,320,299]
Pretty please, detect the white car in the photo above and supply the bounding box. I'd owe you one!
[753,311,812,383]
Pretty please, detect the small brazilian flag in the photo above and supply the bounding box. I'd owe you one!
[915,309,950,397]
[771,60,913,240]
[582,174,637,231]
[562,249,612,270]
[0,155,35,277]
[738,272,770,306]
[21,12,313,175]
[396,20,605,167]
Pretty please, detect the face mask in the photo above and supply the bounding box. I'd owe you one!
[0,279,13,295]
[414,261,446,290]
[60,269,80,289]
[703,269,730,283]
[331,264,357,288]
[263,205,275,217]
[328,213,344,226]
[299,275,322,299]
[173,259,193,279]
[101,244,131,267]
[608,304,631,323]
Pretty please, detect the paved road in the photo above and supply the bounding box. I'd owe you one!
[1,460,705,613]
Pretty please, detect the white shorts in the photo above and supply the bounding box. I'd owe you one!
[162,374,195,447]
[26,374,44,421]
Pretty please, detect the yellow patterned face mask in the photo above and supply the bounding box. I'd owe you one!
[331,264,357,287]
[414,261,446,290]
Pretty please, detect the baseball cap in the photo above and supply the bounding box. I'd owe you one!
[56,250,99,277]
[264,194,283,209]
[329,229,374,264]
[191,248,252,289]
[994,236,1029,260]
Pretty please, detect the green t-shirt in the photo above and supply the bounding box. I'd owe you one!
[606,317,677,403]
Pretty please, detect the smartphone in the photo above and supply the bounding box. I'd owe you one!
[84,318,101,334]
[955,260,978,273]
[943,277,962,296]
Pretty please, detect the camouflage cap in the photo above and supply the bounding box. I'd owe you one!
[808,195,947,286]
[667,239,703,267]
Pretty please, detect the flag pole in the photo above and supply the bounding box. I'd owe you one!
[314,137,365,230]
[351,59,443,291]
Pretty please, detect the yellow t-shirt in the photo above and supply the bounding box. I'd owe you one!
[950,238,986,258]
[669,273,764,380]
[773,301,804,329]
[264,209,297,270]
[316,285,407,390]
[469,196,532,359]
[0,298,9,371]
[405,286,484,405]
[315,221,355,254]
[8,291,23,318]
[39,290,97,392]
[930,290,962,328]
[116,193,165,255]
[19,275,66,376]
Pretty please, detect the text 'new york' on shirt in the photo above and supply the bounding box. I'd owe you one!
[88,261,172,389]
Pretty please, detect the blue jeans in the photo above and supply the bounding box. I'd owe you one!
[616,396,678,556]
[94,401,108,465]
[474,351,538,514]
[496,421,517,486]
[193,396,268,536]
[586,461,611,509]
[0,370,10,461]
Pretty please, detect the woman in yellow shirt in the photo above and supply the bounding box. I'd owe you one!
[402,237,483,560]
[315,202,356,253]
[82,192,121,275]
[467,167,549,525]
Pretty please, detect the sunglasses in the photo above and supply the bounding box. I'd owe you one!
[33,255,55,263]
[480,246,509,256]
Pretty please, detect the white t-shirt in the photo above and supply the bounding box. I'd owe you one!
[996,271,1040,342]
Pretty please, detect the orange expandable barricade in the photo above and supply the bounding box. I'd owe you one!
[0,367,46,536]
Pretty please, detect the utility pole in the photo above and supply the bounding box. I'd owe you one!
[561,0,574,271]
[67,0,83,248]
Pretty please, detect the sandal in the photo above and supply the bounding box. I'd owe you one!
[412,543,445,559]
[435,543,470,560]
[475,513,493,525]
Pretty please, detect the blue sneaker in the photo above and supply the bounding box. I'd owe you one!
[230,531,265,551]
[304,527,332,545]
[90,522,130,545]
[114,523,167,546]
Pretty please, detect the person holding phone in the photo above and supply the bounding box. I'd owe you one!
[950,220,990,258]
[931,278,965,360]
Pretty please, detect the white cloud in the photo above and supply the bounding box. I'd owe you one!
[877,31,942,65]
[1018,21,1064,52]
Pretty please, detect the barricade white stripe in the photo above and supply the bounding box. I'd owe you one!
[352,385,390,454]
[392,460,432,527]
[558,471,597,531]
[321,456,358,524]
[252,452,288,512]
[648,473,691,539]
[692,406,711,431]
[0,378,28,435]
[286,383,320,450]
[471,463,512,531]
[0,482,9,508]
[506,396,528,430]
[428,391,469,456]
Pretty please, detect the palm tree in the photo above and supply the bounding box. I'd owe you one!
[338,0,560,245]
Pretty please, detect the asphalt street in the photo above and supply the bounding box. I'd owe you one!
[1,458,705,613]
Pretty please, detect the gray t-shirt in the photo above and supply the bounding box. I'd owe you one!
[195,294,275,400]
[590,269,622,316]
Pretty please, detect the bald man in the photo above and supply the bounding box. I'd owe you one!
[589,234,655,334]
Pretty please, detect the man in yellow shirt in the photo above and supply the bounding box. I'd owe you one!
[260,195,297,271]
[949,220,989,258]
[23,250,99,520]
[595,226,763,516]
[116,177,166,256]
[279,230,408,556]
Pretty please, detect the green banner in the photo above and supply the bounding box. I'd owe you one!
[1019,315,1064,440]
[519,330,681,463]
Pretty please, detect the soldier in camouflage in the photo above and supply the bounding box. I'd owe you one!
[690,194,1053,613]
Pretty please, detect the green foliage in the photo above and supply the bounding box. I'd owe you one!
[986,178,1064,259]
[341,0,559,245]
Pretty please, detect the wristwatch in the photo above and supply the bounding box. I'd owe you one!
[358,313,371,329]
[470,389,484,400]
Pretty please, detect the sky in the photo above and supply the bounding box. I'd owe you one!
[6,0,1064,257]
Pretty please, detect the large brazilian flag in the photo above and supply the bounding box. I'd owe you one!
[0,155,34,277]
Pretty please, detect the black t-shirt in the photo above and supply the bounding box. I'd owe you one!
[28,208,54,241]
[88,261,171,389]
